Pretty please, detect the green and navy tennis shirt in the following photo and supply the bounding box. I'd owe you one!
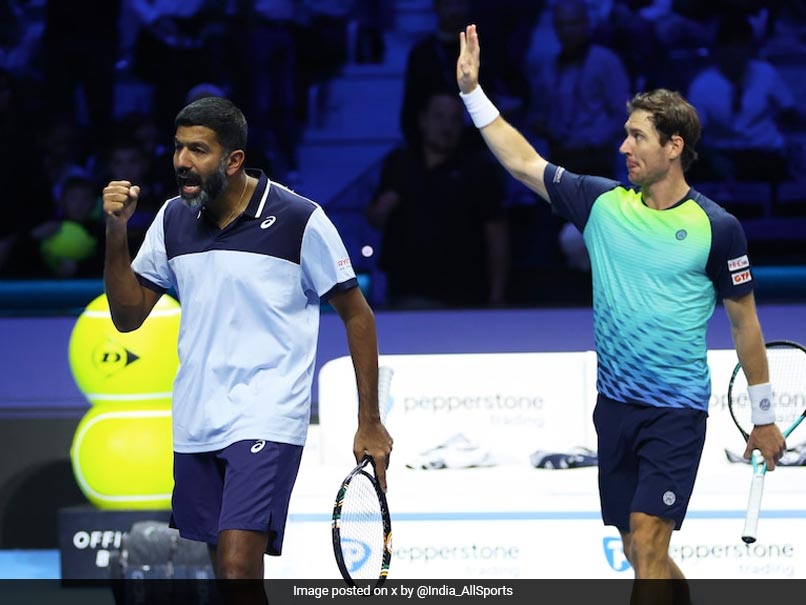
[132,170,358,452]
[545,164,755,411]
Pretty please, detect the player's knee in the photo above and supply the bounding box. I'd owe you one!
[630,531,666,564]
[629,514,674,570]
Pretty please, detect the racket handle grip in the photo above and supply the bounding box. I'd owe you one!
[742,473,765,544]
[378,366,395,422]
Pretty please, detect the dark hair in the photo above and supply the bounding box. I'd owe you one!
[60,174,95,195]
[174,96,248,154]
[627,89,700,171]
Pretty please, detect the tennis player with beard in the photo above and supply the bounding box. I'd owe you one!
[102,96,392,587]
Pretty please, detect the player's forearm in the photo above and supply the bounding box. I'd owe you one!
[333,288,382,423]
[725,293,769,385]
[733,325,769,386]
[347,312,381,424]
[103,226,148,332]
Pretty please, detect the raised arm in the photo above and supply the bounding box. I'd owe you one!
[103,180,161,332]
[457,24,550,201]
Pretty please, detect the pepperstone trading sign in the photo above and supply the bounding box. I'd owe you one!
[273,351,806,580]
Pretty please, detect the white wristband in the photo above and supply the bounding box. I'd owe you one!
[459,85,500,129]
[748,382,775,425]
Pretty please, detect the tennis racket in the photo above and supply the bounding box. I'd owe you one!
[727,340,806,543]
[331,365,394,587]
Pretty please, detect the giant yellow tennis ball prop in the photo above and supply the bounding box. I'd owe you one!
[70,401,174,510]
[68,293,181,405]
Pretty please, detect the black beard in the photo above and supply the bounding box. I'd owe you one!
[177,160,228,209]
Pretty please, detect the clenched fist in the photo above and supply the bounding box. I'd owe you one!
[103,181,141,227]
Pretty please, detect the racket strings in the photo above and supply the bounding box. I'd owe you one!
[337,472,385,580]
[732,346,806,434]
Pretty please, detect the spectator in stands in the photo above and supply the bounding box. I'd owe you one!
[115,112,176,204]
[630,1,778,92]
[128,0,226,133]
[687,13,799,183]
[367,90,509,309]
[664,0,779,44]
[468,0,541,126]
[296,1,356,134]
[400,0,470,146]
[35,118,94,206]
[101,137,166,256]
[30,175,104,279]
[523,0,629,283]
[527,0,631,178]
[230,1,301,182]
[591,1,666,91]
[400,0,529,146]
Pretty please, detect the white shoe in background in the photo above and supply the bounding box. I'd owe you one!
[405,434,495,469]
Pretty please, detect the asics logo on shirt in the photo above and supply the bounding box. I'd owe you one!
[260,216,277,229]
[251,440,266,453]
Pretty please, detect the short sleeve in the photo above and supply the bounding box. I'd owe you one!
[131,202,172,293]
[544,164,622,232]
[300,206,358,301]
[706,210,755,300]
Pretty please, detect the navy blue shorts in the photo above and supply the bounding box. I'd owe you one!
[593,394,707,533]
[170,439,303,556]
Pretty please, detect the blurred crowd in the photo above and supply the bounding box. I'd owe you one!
[2,0,806,308]
[375,0,806,308]
[0,0,389,279]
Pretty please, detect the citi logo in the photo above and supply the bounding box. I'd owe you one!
[260,216,277,229]
[728,255,749,271]
[603,537,630,572]
[251,440,266,453]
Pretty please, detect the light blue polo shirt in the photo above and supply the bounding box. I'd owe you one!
[132,170,357,452]
[545,164,755,411]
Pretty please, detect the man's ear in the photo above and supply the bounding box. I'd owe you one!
[227,149,245,175]
[668,134,684,162]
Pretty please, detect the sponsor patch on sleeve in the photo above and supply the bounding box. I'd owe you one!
[727,255,749,271]
[337,258,352,272]
[553,166,565,183]
[731,269,752,285]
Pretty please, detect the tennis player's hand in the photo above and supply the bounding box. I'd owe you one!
[354,421,393,492]
[103,180,140,227]
[746,423,786,471]
[457,24,481,94]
